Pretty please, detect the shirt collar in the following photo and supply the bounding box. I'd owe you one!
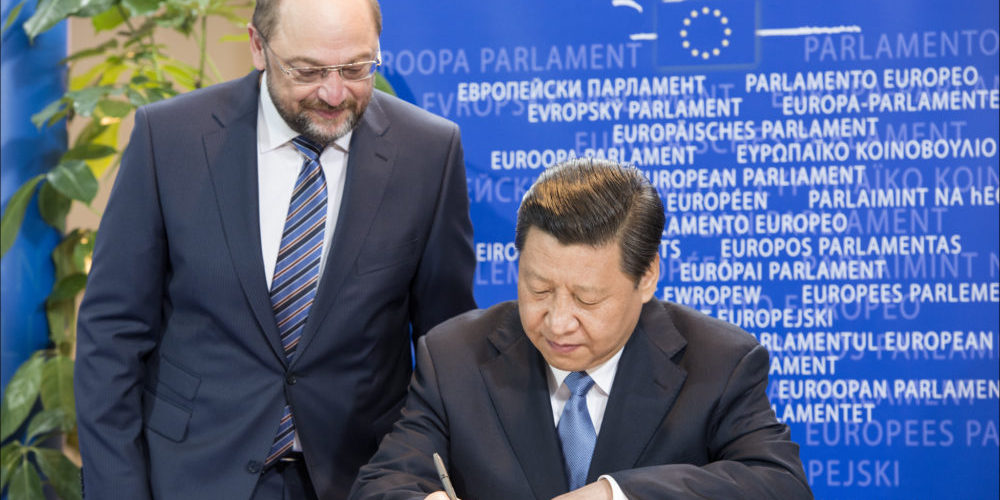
[258,72,352,154]
[547,347,624,397]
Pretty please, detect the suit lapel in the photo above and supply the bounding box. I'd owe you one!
[588,301,688,481]
[203,72,286,362]
[481,319,567,499]
[291,93,396,362]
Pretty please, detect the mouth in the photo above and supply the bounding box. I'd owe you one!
[546,339,580,354]
[307,106,344,121]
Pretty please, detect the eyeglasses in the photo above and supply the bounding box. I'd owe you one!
[260,35,381,84]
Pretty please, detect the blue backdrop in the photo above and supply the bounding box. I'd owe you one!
[380,1,999,498]
[0,0,66,396]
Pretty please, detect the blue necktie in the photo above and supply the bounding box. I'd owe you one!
[265,135,327,466]
[558,371,597,491]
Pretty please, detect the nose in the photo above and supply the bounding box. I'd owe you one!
[545,294,579,336]
[315,72,348,107]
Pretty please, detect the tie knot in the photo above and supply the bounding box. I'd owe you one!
[291,135,324,162]
[564,371,595,397]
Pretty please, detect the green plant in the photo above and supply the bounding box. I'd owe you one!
[0,1,250,498]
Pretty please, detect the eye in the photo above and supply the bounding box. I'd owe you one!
[340,62,373,80]
[292,68,324,82]
[340,64,366,79]
[575,295,601,306]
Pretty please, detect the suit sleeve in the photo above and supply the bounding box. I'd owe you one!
[74,106,164,499]
[611,345,813,499]
[408,124,477,338]
[349,336,452,500]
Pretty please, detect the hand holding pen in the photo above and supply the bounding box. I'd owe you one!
[426,452,459,500]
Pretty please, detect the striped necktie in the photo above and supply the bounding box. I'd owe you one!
[558,371,597,491]
[265,135,327,466]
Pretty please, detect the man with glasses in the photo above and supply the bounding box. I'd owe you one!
[74,0,476,498]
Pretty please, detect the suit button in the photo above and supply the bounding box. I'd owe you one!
[286,373,297,385]
[246,460,261,474]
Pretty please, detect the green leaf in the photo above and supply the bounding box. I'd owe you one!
[34,449,82,500]
[30,98,68,129]
[0,175,44,259]
[90,5,125,31]
[40,357,75,422]
[62,143,116,161]
[1,443,24,492]
[76,0,118,18]
[51,229,94,279]
[9,461,44,500]
[0,355,44,441]
[66,86,114,117]
[46,299,75,349]
[73,230,96,271]
[145,86,176,103]
[38,182,71,233]
[96,99,132,118]
[68,60,107,91]
[157,4,196,33]
[47,229,93,351]
[123,0,161,16]
[50,232,77,279]
[374,72,396,97]
[97,61,127,86]
[125,87,149,107]
[61,39,118,64]
[122,19,156,46]
[2,1,25,36]
[79,121,121,178]
[218,33,247,42]
[72,120,109,148]
[46,160,98,204]
[49,273,88,302]
[22,0,83,41]
[163,61,198,90]
[25,409,65,442]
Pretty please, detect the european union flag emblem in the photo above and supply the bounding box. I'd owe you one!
[655,0,757,70]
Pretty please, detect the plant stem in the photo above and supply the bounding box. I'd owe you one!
[196,14,207,88]
[117,4,164,82]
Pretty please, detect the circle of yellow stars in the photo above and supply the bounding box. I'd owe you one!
[680,6,732,60]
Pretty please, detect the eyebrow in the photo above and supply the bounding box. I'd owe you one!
[520,268,549,285]
[521,269,604,295]
[284,50,378,68]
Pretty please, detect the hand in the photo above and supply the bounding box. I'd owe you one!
[425,491,460,500]
[551,479,613,500]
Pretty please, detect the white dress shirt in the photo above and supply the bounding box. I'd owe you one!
[256,73,351,451]
[546,349,630,500]
[256,73,351,290]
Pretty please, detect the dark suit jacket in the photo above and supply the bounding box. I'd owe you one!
[74,71,477,500]
[350,300,812,500]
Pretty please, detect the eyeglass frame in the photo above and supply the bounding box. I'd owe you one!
[258,34,382,84]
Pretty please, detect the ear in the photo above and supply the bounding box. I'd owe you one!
[248,24,267,71]
[638,253,659,302]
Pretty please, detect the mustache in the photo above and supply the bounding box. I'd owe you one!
[301,99,353,112]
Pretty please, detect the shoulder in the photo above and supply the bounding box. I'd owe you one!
[664,301,756,346]
[141,71,258,124]
[370,90,459,136]
[647,300,763,367]
[422,301,521,357]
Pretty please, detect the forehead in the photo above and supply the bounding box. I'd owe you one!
[519,228,629,288]
[272,0,378,55]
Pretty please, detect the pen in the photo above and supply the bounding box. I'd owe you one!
[432,452,458,500]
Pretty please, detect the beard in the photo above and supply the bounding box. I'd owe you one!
[267,72,370,146]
